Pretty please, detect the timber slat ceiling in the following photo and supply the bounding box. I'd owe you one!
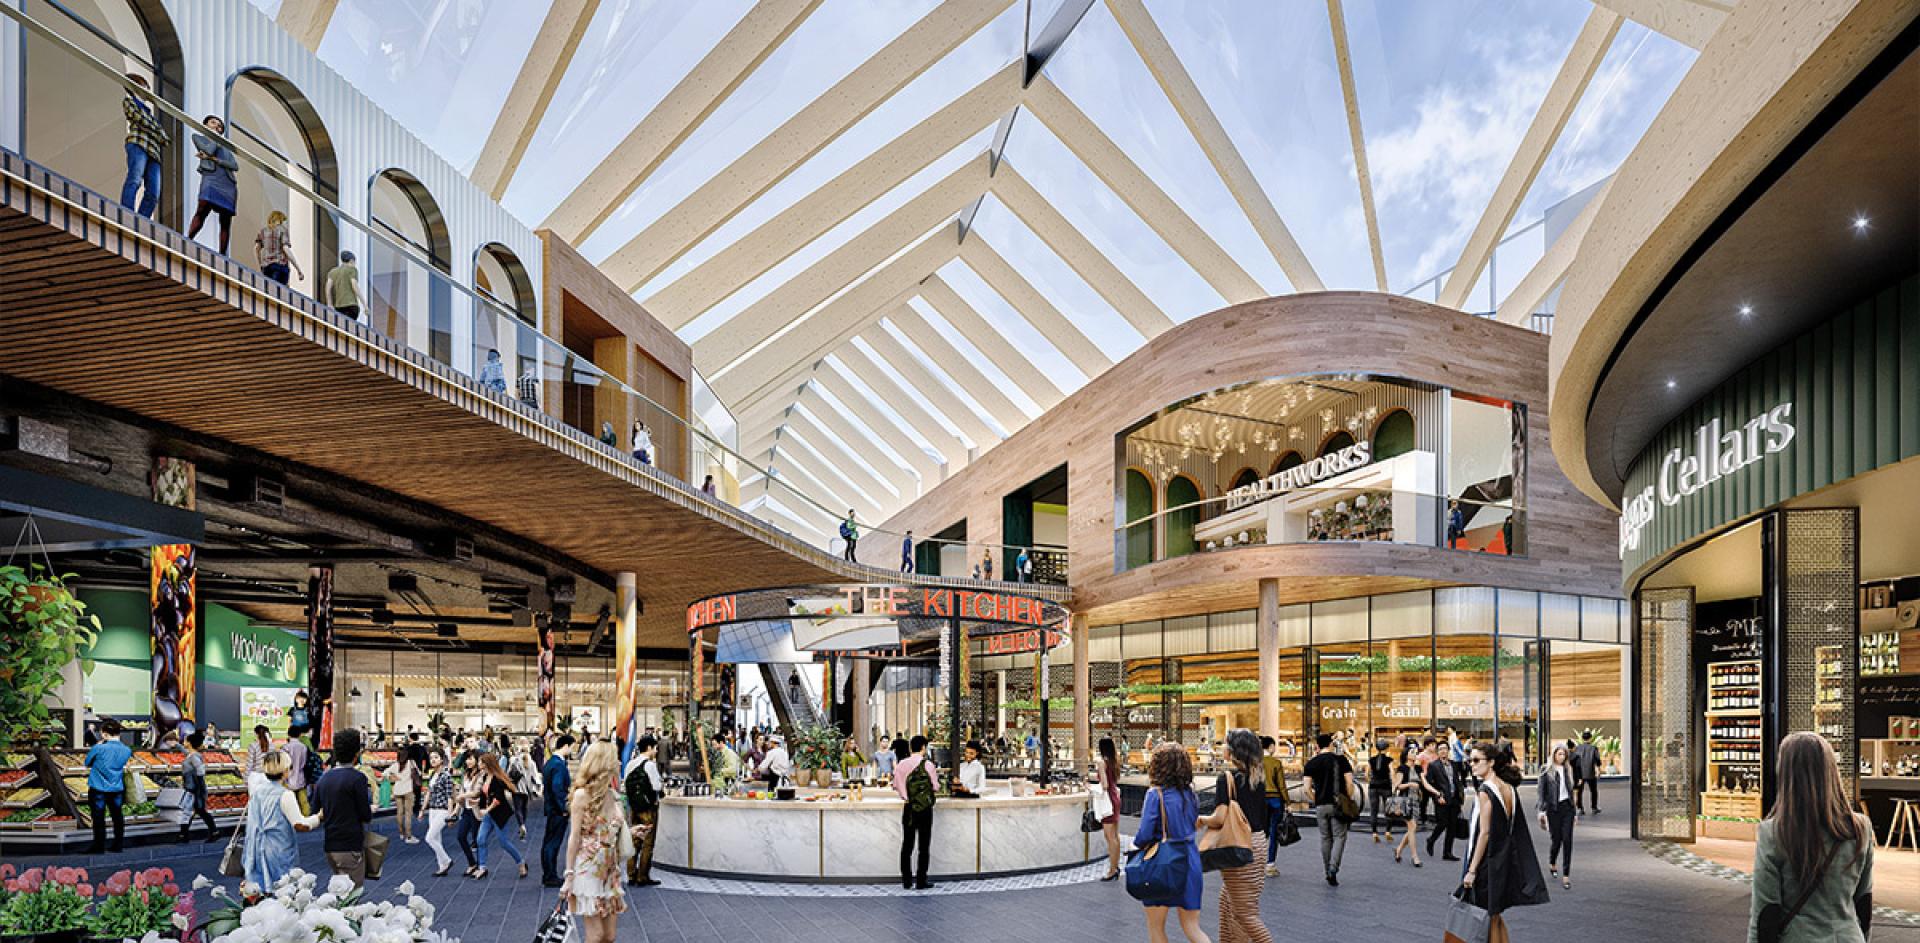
[0,154,1066,647]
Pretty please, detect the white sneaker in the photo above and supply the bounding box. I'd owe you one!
[1264,864,1278,876]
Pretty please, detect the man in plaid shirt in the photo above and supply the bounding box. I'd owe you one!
[120,74,168,218]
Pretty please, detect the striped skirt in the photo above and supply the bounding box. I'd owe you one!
[1219,832,1273,943]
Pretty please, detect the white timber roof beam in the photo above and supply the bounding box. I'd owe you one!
[1023,76,1263,304]
[716,230,961,407]
[693,152,994,373]
[1102,0,1322,292]
[886,305,1030,432]
[958,239,1111,377]
[275,0,337,51]
[765,457,876,526]
[917,275,1065,409]
[644,61,1027,322]
[540,0,823,242]
[812,373,948,484]
[1326,0,1389,291]
[990,163,1173,337]
[784,410,908,504]
[1438,8,1622,311]
[468,0,603,200]
[1495,180,1611,326]
[1591,0,1732,50]
[858,327,1001,450]
[798,385,938,489]
[596,0,1016,289]
[832,347,972,471]
[777,426,895,515]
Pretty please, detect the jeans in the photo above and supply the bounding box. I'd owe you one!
[1314,804,1348,875]
[1264,798,1287,864]
[455,809,480,868]
[262,262,290,284]
[1369,785,1390,833]
[900,806,933,884]
[541,811,568,881]
[120,142,161,218]
[476,815,523,868]
[89,788,126,852]
[1545,802,1575,875]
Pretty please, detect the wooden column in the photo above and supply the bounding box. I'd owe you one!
[852,658,872,753]
[1258,577,1280,740]
[1072,612,1090,769]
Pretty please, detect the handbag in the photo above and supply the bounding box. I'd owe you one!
[1756,834,1841,943]
[363,830,391,880]
[1443,887,1492,943]
[1081,809,1103,833]
[1197,773,1255,871]
[218,821,246,878]
[1124,788,1192,904]
[1386,793,1417,821]
[1090,783,1114,820]
[1271,809,1302,847]
[533,903,575,943]
[1335,777,1361,823]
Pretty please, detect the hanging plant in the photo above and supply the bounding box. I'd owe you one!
[0,565,101,750]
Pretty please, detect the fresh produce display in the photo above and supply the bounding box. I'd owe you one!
[62,775,87,793]
[41,814,77,828]
[364,750,398,765]
[203,750,235,765]
[124,800,159,816]
[206,792,247,811]
[135,773,161,793]
[3,807,51,823]
[51,751,87,771]
[0,769,33,786]
[4,753,34,769]
[2,787,49,806]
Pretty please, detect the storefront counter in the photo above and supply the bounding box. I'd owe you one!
[655,786,1104,882]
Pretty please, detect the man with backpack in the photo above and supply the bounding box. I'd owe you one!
[840,511,859,562]
[624,735,662,887]
[890,736,939,890]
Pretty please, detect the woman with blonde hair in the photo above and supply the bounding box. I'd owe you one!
[241,749,319,892]
[561,741,630,943]
[254,210,302,285]
[1747,732,1873,943]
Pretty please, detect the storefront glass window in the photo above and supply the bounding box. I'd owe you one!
[1447,393,1525,555]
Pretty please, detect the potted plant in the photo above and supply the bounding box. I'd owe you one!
[0,566,101,751]
[0,865,94,943]
[83,868,183,943]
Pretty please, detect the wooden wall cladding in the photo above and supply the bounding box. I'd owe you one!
[877,292,1623,623]
[0,152,1062,648]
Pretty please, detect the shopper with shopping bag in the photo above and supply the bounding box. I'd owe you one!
[1458,740,1550,943]
[1200,729,1269,943]
[1126,742,1207,943]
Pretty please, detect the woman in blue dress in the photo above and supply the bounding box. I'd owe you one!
[1133,742,1209,943]
[241,750,320,892]
[186,115,239,254]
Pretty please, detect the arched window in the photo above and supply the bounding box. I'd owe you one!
[368,169,454,363]
[22,0,185,224]
[474,243,537,325]
[1164,475,1202,559]
[1319,430,1356,458]
[1372,409,1416,460]
[226,68,338,299]
[1229,467,1260,490]
[1124,468,1155,569]
[1271,451,1304,475]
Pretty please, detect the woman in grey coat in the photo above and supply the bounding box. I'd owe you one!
[1747,732,1873,943]
[186,114,239,253]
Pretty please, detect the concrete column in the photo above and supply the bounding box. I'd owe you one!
[852,658,872,753]
[1258,577,1280,740]
[1071,612,1090,769]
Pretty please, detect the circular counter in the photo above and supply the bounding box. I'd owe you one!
[655,787,1108,882]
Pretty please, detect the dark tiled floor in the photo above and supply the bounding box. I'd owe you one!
[7,785,1915,943]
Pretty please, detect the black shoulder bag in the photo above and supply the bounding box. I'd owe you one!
[1756,835,1841,943]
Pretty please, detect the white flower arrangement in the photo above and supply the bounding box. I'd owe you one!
[198,869,458,943]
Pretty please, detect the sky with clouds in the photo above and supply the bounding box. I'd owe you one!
[292,0,1698,540]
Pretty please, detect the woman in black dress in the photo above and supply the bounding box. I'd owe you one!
[1461,740,1548,942]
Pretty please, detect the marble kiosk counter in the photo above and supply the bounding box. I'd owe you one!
[655,787,1110,882]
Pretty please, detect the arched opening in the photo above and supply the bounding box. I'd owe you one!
[474,243,536,325]
[225,68,338,299]
[21,0,185,226]
[368,168,454,363]
[1229,467,1260,490]
[1123,468,1155,569]
[1318,430,1357,458]
[1164,475,1202,559]
[1270,451,1304,475]
[1372,409,1416,460]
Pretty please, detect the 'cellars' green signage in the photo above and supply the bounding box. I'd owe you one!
[1620,275,1919,580]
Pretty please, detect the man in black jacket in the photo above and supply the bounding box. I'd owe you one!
[1422,739,1461,861]
[624,735,661,887]
[1570,732,1603,815]
[538,735,574,887]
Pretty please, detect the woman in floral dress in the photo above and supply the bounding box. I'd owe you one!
[561,741,630,942]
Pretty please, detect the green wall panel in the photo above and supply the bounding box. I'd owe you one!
[1622,275,1919,582]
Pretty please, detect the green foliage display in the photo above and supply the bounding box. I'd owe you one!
[0,565,101,750]
[790,723,845,770]
[1323,651,1530,675]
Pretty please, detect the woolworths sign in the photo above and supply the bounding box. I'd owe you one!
[1618,275,1919,580]
[200,615,304,686]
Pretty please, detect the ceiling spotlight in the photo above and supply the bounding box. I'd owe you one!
[1851,214,1871,234]
[1665,379,1678,391]
[1738,303,1753,318]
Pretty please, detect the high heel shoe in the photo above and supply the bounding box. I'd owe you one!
[1393,850,1401,863]
[434,864,451,877]
[1100,870,1119,882]
[1413,859,1423,868]
[471,868,488,880]
[519,862,529,879]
